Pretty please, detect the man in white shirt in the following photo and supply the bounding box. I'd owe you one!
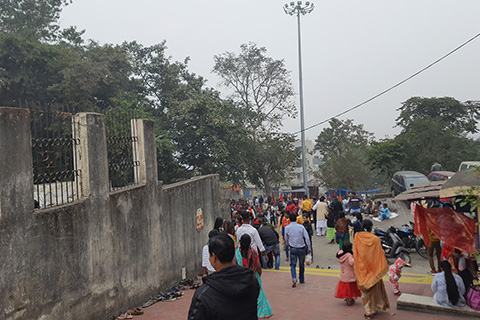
[236,210,268,263]
[312,196,328,236]
[202,230,220,276]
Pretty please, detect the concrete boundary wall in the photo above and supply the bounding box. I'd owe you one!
[0,107,227,320]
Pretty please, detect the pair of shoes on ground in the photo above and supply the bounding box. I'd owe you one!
[344,298,355,306]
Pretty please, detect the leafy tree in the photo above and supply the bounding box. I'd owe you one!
[315,118,379,190]
[315,118,372,157]
[367,139,406,182]
[244,132,298,195]
[169,89,249,184]
[393,118,480,173]
[0,0,72,41]
[396,97,480,134]
[213,42,296,135]
[212,43,298,194]
[370,97,480,177]
[123,41,260,185]
[0,33,131,112]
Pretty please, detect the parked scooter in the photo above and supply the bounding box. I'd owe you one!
[396,222,427,259]
[374,222,427,259]
[376,227,412,264]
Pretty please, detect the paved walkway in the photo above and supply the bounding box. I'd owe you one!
[129,266,475,320]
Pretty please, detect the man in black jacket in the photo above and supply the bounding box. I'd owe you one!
[188,234,260,320]
[255,217,281,270]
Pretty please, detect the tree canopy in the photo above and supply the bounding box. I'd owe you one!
[212,43,299,194]
[213,42,296,135]
[0,0,72,41]
[315,118,380,190]
[396,96,480,134]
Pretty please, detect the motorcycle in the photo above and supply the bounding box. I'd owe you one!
[373,222,427,259]
[375,227,412,264]
[396,222,428,259]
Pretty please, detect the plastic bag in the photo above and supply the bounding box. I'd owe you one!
[305,254,313,266]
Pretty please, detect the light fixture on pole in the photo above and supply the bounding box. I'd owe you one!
[284,1,314,197]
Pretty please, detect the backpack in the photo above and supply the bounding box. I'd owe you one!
[466,285,480,311]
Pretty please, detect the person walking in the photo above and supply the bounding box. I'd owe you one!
[236,210,268,263]
[300,195,313,221]
[352,212,363,236]
[334,241,361,306]
[236,234,274,319]
[280,210,291,261]
[202,229,220,277]
[427,226,442,274]
[257,220,281,270]
[188,234,259,320]
[285,213,312,287]
[326,207,337,244]
[313,196,328,236]
[353,219,390,320]
[301,213,314,259]
[335,211,351,250]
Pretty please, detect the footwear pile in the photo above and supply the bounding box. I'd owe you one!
[115,278,202,318]
[141,285,186,308]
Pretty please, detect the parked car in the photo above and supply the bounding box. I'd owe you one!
[427,171,455,181]
[391,171,429,197]
[458,161,480,171]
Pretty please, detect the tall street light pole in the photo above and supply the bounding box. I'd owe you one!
[284,1,314,197]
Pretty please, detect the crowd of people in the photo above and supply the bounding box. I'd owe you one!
[188,194,480,320]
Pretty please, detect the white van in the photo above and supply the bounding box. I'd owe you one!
[458,161,480,171]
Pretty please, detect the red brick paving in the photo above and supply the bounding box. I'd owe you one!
[128,268,474,320]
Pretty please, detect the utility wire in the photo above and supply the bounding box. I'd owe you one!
[294,31,480,135]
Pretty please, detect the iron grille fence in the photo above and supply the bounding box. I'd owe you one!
[105,109,140,191]
[31,107,80,209]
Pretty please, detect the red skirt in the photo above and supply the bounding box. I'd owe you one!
[334,281,361,299]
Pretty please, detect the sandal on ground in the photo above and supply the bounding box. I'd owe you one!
[292,281,297,288]
[364,314,373,320]
[128,308,144,315]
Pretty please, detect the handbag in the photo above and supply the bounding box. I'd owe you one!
[466,285,480,311]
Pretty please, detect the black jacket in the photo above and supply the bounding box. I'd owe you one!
[258,225,279,246]
[188,264,260,320]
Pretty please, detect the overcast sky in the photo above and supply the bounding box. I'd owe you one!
[60,0,480,141]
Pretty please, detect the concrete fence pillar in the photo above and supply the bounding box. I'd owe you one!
[74,113,109,199]
[0,107,34,219]
[133,119,157,185]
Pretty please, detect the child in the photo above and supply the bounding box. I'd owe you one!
[388,258,411,295]
[379,203,391,221]
[334,241,361,305]
[334,211,351,249]
[281,210,291,261]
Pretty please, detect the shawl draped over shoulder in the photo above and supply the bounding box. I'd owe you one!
[353,232,388,290]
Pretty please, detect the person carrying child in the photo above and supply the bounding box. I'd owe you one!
[388,258,411,295]
[334,241,361,306]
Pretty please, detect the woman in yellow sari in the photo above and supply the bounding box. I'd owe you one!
[353,219,390,320]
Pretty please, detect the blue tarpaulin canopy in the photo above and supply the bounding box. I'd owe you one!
[325,188,381,198]
[273,189,306,194]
